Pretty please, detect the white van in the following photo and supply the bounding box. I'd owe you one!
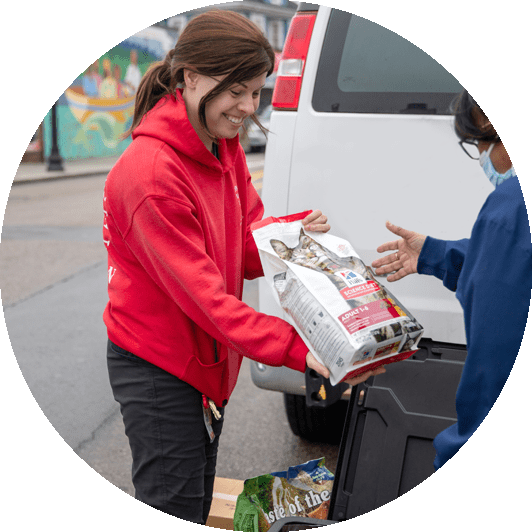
[251,3,493,443]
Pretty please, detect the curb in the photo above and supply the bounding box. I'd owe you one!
[13,157,119,185]
[13,169,114,186]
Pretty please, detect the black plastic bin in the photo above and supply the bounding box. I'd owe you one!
[274,339,466,528]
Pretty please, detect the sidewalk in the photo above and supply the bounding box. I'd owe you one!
[13,156,120,185]
[14,152,264,187]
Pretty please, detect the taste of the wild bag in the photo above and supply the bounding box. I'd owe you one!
[233,458,334,532]
[252,211,424,385]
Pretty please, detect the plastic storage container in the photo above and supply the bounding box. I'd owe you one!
[268,339,466,530]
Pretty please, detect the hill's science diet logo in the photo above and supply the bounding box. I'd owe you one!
[340,279,381,301]
[335,270,365,287]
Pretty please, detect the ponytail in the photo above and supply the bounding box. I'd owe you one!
[125,49,177,136]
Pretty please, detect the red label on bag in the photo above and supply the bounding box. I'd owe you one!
[340,280,380,301]
[339,299,401,335]
[250,210,313,232]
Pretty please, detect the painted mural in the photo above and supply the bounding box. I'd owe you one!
[43,26,175,160]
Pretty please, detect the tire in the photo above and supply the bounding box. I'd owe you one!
[283,393,349,444]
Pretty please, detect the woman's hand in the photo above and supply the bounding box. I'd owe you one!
[302,210,330,233]
[371,221,426,282]
[343,366,386,386]
[306,352,330,379]
[305,353,387,386]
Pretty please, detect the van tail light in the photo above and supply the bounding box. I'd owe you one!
[272,11,317,110]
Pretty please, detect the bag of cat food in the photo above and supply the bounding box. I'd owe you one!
[233,457,334,532]
[252,211,424,385]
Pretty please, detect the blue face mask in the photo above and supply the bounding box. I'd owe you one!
[479,143,516,187]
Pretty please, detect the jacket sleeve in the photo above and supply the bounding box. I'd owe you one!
[243,170,265,280]
[123,195,307,373]
[417,236,470,292]
[432,216,531,469]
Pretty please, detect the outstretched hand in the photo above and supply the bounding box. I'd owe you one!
[302,210,330,233]
[371,221,426,282]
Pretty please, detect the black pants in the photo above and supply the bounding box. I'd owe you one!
[107,340,224,523]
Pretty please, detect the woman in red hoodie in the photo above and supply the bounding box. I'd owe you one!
[103,10,382,523]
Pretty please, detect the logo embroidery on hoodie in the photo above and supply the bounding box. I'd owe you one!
[108,266,117,284]
[234,185,243,225]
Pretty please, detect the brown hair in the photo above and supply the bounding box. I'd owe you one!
[452,90,499,143]
[127,10,275,137]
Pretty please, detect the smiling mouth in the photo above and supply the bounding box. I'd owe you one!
[223,114,244,125]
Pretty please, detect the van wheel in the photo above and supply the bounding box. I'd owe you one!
[283,393,348,444]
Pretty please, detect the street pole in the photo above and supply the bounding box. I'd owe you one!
[47,101,64,171]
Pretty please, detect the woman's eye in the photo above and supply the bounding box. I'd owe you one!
[231,90,241,97]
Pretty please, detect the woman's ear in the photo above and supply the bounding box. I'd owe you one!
[474,109,494,133]
[183,68,198,89]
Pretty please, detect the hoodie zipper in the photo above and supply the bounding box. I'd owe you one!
[214,339,218,363]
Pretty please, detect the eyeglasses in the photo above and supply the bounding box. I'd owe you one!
[459,136,501,160]
[459,139,480,160]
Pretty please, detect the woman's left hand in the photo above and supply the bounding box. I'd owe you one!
[343,366,386,387]
[302,210,330,233]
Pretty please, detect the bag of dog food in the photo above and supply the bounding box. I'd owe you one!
[233,458,334,532]
[252,211,424,385]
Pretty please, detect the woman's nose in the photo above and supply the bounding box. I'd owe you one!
[238,95,256,115]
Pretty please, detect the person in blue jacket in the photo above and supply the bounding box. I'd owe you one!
[371,90,531,469]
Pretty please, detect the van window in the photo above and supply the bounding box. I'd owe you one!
[312,11,463,114]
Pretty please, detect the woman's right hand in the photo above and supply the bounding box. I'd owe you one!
[371,221,426,282]
[306,352,330,379]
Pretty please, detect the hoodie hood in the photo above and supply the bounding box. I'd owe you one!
[132,89,241,175]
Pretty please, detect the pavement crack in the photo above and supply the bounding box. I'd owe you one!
[2,259,107,309]
[73,404,121,455]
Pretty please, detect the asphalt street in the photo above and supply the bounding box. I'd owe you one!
[0,153,340,502]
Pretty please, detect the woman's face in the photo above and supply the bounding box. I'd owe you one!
[183,70,267,150]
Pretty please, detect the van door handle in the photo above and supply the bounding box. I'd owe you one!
[399,103,437,114]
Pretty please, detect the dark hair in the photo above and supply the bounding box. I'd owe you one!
[452,89,499,143]
[127,10,274,137]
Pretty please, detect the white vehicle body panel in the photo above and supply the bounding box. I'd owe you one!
[254,6,493,394]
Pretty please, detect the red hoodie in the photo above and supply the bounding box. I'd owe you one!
[103,91,307,407]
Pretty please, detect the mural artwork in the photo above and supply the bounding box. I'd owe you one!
[44,26,175,161]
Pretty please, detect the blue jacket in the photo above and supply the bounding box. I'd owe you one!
[417,176,531,469]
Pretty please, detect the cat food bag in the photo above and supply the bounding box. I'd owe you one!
[233,457,334,532]
[252,211,424,385]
